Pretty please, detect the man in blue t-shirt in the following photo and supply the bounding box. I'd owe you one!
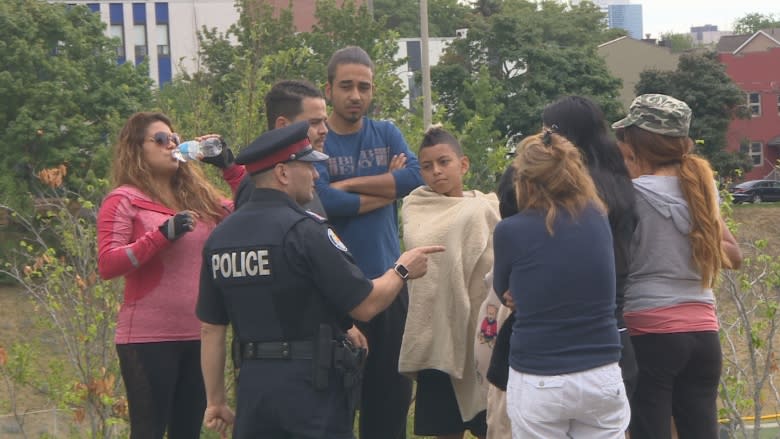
[315,46,424,439]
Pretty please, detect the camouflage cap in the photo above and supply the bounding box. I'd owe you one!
[611,94,692,137]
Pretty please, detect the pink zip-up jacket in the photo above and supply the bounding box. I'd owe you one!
[97,166,245,344]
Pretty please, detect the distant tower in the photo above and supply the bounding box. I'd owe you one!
[573,0,642,38]
[606,3,643,39]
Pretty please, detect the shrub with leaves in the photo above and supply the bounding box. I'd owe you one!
[718,196,780,438]
[0,166,126,438]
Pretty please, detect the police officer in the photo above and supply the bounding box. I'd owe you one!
[197,121,444,438]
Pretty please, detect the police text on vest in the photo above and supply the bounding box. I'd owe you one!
[212,250,271,279]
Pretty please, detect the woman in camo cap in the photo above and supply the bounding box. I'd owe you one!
[613,94,742,439]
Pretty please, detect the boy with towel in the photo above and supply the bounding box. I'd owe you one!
[399,126,501,439]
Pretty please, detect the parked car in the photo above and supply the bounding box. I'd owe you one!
[729,179,780,204]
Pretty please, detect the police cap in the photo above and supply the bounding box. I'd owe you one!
[236,121,329,175]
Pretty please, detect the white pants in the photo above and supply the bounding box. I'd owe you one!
[506,362,630,439]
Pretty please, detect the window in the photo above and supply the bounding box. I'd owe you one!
[134,44,148,59]
[777,95,780,115]
[740,142,763,166]
[747,92,761,116]
[110,24,125,58]
[156,24,170,57]
[133,24,147,63]
[51,40,65,56]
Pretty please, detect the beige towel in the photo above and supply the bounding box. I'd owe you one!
[399,186,500,421]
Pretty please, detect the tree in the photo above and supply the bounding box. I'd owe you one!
[190,1,301,110]
[432,0,623,140]
[601,27,629,43]
[171,0,408,152]
[373,0,470,37]
[1,175,127,437]
[634,51,752,177]
[0,0,153,207]
[660,32,695,52]
[733,13,780,35]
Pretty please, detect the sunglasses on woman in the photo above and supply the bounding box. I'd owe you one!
[149,132,181,146]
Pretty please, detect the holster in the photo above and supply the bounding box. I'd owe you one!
[312,324,333,391]
[231,336,242,371]
[333,337,367,413]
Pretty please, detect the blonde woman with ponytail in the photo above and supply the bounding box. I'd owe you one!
[613,94,742,439]
[493,130,630,438]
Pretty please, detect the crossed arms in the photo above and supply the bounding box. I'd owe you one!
[327,153,408,214]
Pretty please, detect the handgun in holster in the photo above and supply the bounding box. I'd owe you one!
[337,340,366,390]
[312,324,333,391]
[231,336,242,371]
[333,337,366,413]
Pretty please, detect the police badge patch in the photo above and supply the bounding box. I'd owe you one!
[327,228,349,252]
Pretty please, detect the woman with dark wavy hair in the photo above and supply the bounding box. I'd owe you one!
[542,95,639,398]
[97,112,243,438]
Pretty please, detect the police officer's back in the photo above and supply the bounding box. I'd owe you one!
[197,121,443,438]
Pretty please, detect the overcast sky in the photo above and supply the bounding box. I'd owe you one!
[641,0,779,38]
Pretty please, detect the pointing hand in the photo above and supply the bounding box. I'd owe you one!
[396,245,445,280]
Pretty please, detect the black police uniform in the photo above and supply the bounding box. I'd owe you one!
[196,122,373,438]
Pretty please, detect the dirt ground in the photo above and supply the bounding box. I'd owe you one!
[0,283,70,436]
[0,204,777,437]
[730,203,780,254]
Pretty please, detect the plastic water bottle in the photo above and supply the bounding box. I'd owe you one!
[174,138,223,162]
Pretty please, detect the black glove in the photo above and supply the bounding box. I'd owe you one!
[201,138,234,169]
[158,211,194,241]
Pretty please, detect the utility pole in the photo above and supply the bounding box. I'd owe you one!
[366,0,374,18]
[420,0,432,129]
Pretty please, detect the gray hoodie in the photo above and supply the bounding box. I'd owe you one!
[624,175,715,313]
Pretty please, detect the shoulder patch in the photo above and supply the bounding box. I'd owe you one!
[305,210,327,223]
[327,228,349,252]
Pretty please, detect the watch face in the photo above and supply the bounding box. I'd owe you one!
[395,263,409,279]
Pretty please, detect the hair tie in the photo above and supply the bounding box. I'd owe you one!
[681,153,690,160]
[542,124,558,146]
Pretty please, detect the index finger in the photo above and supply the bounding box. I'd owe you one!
[417,245,445,254]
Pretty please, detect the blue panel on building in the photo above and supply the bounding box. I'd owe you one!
[155,3,169,24]
[87,3,100,13]
[405,41,422,104]
[109,3,123,24]
[133,3,146,24]
[158,57,172,85]
[407,41,422,71]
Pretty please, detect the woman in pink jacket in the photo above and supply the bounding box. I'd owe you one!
[97,112,244,438]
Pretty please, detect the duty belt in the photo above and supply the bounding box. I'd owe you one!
[240,341,313,360]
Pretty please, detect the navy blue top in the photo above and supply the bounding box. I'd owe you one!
[314,118,423,277]
[493,205,621,375]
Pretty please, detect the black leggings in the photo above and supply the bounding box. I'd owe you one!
[629,331,722,439]
[116,341,206,439]
[355,285,413,439]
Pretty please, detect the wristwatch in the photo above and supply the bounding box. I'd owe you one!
[393,263,409,280]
